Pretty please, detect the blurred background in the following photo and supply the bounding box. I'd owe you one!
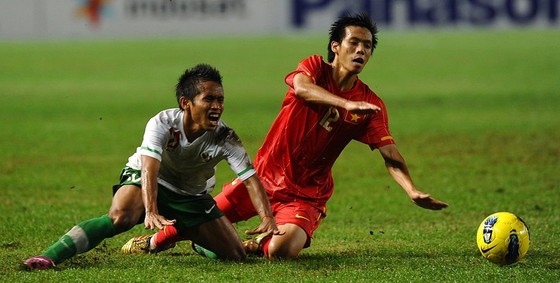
[1,0,558,39]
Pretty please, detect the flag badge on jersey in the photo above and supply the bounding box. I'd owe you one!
[343,111,365,125]
[166,128,181,150]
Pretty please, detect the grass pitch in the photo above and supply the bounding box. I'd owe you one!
[1,30,559,282]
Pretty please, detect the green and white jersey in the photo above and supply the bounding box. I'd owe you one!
[125,108,255,196]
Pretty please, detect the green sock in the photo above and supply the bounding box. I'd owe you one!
[41,215,116,264]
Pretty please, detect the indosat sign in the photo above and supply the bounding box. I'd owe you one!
[291,0,560,29]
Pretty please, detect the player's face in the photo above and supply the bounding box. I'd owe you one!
[332,26,373,74]
[183,81,224,133]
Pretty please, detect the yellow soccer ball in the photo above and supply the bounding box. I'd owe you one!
[476,212,530,265]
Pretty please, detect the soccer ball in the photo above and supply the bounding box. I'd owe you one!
[476,212,530,265]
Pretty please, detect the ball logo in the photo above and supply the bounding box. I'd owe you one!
[482,215,498,244]
[505,232,520,264]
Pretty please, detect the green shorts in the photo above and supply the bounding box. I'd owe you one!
[112,166,224,231]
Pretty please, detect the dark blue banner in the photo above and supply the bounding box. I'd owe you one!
[292,0,559,28]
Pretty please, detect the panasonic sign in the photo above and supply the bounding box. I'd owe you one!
[292,0,560,29]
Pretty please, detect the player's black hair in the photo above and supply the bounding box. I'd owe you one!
[175,64,223,109]
[327,13,378,63]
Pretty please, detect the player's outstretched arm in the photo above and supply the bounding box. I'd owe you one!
[407,190,448,210]
[242,175,283,236]
[292,72,380,114]
[378,144,448,210]
[140,155,176,230]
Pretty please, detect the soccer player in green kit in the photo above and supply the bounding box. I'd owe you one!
[23,64,280,270]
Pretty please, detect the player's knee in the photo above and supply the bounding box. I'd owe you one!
[266,240,301,260]
[232,250,247,261]
[108,210,138,233]
[222,246,247,261]
[266,224,307,260]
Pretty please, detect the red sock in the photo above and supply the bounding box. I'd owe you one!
[153,225,180,249]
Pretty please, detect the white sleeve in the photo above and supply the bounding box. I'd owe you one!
[138,114,169,161]
[224,131,256,181]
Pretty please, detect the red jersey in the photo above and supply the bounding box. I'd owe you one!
[254,55,395,206]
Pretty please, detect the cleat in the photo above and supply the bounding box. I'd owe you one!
[23,256,56,270]
[121,235,151,254]
[191,242,218,259]
[242,231,272,255]
[121,235,176,254]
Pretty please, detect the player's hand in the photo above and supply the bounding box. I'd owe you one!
[245,216,284,236]
[409,190,448,210]
[344,100,381,114]
[144,212,176,230]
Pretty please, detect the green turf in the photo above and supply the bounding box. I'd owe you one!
[1,30,559,282]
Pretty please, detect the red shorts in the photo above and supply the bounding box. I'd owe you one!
[215,178,326,248]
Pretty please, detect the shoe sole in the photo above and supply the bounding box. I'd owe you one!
[23,257,55,270]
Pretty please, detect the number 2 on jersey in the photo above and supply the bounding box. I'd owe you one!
[319,107,339,132]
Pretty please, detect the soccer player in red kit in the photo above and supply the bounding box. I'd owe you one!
[128,13,448,259]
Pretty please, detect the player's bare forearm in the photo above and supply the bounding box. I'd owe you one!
[387,161,448,210]
[140,155,176,229]
[378,145,448,210]
[140,155,160,214]
[243,175,282,235]
[379,145,414,193]
[243,175,273,218]
[292,73,380,113]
